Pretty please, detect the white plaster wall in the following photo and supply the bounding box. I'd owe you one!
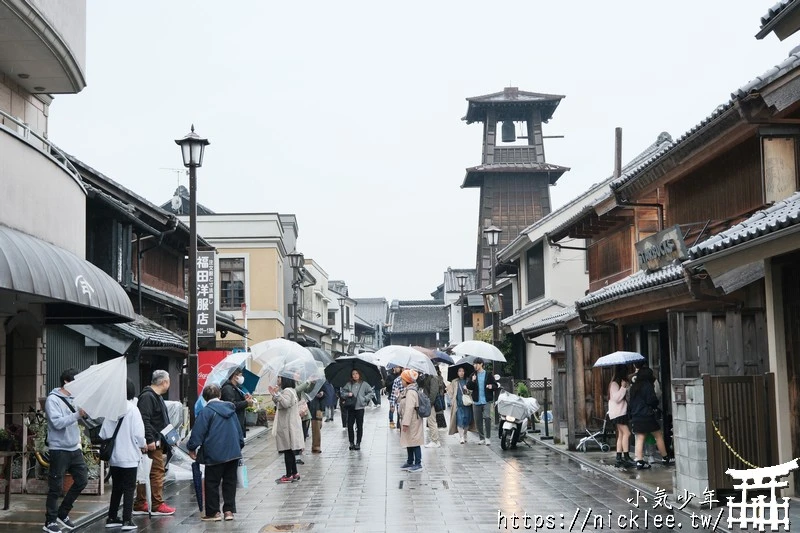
[28,0,87,75]
[0,130,85,256]
[526,334,556,380]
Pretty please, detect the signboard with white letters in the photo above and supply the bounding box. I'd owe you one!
[196,251,216,338]
[634,225,688,272]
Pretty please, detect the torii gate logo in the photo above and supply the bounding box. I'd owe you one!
[726,458,799,530]
[75,275,95,301]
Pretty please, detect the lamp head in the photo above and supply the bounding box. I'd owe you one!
[484,225,502,247]
[175,125,210,168]
[288,250,304,269]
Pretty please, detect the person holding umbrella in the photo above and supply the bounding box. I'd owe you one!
[447,366,476,444]
[340,370,375,450]
[608,365,635,468]
[187,384,244,521]
[102,379,146,530]
[465,358,497,445]
[270,377,304,483]
[221,368,254,436]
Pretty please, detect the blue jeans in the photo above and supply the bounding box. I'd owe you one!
[46,449,88,524]
[372,386,381,406]
[406,446,421,465]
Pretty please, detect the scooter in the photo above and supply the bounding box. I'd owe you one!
[495,390,540,450]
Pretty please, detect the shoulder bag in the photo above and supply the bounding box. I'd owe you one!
[99,417,124,462]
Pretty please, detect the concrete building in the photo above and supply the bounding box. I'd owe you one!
[0,1,135,419]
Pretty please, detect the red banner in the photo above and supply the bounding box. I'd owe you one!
[198,350,229,395]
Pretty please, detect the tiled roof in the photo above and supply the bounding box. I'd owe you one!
[443,268,476,293]
[353,298,389,327]
[463,162,569,188]
[388,304,449,334]
[115,315,187,349]
[502,299,562,327]
[542,133,673,244]
[328,280,348,297]
[757,0,798,38]
[611,50,800,194]
[463,87,565,123]
[521,306,579,337]
[577,264,685,309]
[161,186,216,216]
[688,191,800,259]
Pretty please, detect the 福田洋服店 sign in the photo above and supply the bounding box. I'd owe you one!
[196,250,216,337]
[634,225,688,272]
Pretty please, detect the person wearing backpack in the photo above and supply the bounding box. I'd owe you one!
[100,379,146,530]
[418,373,441,448]
[466,358,497,445]
[398,369,424,472]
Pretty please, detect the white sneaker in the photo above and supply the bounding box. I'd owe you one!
[484,440,491,446]
[459,436,465,444]
[424,441,441,448]
[478,439,485,445]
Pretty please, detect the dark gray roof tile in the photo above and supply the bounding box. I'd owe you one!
[577,264,685,309]
[388,303,449,334]
[688,191,800,259]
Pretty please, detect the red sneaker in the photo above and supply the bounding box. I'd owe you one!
[277,475,293,484]
[132,503,149,516]
[151,503,176,516]
[291,473,301,482]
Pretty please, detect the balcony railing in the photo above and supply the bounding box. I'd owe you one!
[493,146,538,164]
[0,108,83,188]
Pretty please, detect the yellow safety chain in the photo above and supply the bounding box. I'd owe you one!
[711,419,759,469]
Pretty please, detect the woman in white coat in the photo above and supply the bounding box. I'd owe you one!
[100,379,146,530]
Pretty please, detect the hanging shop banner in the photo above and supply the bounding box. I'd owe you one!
[196,250,217,338]
[635,225,688,272]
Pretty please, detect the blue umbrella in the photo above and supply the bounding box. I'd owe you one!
[432,350,455,365]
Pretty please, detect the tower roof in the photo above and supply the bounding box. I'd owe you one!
[463,87,565,124]
[462,162,570,188]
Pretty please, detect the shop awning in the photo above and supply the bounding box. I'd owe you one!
[0,224,135,324]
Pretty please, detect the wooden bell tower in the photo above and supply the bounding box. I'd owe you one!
[461,86,570,289]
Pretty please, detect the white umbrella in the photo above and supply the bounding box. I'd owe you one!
[452,340,507,362]
[593,351,646,368]
[373,345,436,375]
[64,355,128,420]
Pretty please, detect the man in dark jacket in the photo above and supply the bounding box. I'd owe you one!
[466,358,497,445]
[133,370,175,516]
[188,384,244,521]
[418,373,442,448]
[221,368,254,435]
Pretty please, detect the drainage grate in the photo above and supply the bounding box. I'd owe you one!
[260,524,314,532]
[442,480,449,489]
[399,480,404,489]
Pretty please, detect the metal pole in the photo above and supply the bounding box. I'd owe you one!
[187,164,198,426]
[340,303,345,351]
[490,243,498,377]
[292,276,296,338]
[542,376,552,440]
[459,283,466,342]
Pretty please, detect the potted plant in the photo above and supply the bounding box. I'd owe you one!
[245,402,259,427]
[0,428,15,451]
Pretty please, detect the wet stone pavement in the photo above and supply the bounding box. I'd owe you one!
[77,404,727,533]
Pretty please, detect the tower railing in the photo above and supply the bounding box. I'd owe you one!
[493,146,538,164]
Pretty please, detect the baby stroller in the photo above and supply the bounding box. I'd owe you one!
[576,416,612,452]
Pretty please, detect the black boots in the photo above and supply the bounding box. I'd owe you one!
[636,460,651,470]
[616,453,637,468]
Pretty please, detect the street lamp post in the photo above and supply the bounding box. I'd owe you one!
[288,250,304,341]
[484,225,502,349]
[338,296,346,353]
[456,273,468,342]
[175,125,209,426]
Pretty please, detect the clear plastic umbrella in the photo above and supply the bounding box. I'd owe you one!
[64,355,128,420]
[373,345,436,375]
[205,351,248,387]
[249,339,323,393]
[452,340,507,362]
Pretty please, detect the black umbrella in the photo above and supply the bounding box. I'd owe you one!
[191,461,203,511]
[447,361,475,382]
[325,355,382,388]
[307,347,335,367]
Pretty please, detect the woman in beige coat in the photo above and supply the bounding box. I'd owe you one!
[270,376,304,483]
[447,367,477,443]
[398,369,424,472]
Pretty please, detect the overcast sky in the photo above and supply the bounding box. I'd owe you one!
[49,1,794,301]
